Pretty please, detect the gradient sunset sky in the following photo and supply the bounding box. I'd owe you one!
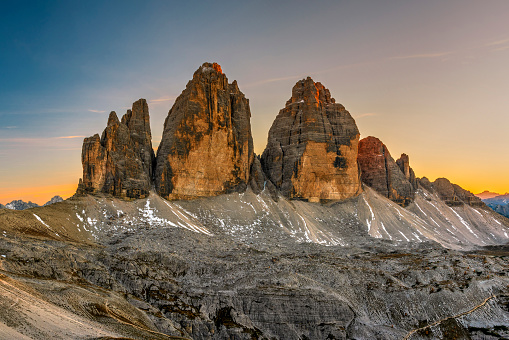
[1,0,509,204]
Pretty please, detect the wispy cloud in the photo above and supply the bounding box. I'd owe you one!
[149,96,176,104]
[55,135,86,139]
[244,75,305,88]
[486,38,509,46]
[354,113,378,118]
[492,45,509,52]
[0,136,85,143]
[390,52,451,60]
[88,109,106,113]
[3,126,17,129]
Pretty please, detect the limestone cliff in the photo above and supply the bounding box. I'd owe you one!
[154,63,254,199]
[358,136,414,206]
[419,177,485,207]
[261,77,362,202]
[80,99,155,199]
[396,153,417,189]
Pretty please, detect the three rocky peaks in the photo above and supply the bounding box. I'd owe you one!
[79,62,480,207]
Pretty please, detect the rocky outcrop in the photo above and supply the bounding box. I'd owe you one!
[154,63,254,200]
[396,153,417,189]
[80,99,155,199]
[422,177,485,207]
[261,77,361,202]
[358,136,414,206]
[4,200,39,210]
[43,196,63,206]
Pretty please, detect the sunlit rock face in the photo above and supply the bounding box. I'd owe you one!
[80,99,155,199]
[154,62,254,199]
[421,177,485,207]
[261,77,362,202]
[357,136,414,206]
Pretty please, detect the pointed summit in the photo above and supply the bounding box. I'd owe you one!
[80,99,154,198]
[154,62,254,199]
[261,77,362,201]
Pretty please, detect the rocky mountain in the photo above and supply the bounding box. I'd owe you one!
[475,190,501,200]
[484,193,509,206]
[4,200,39,210]
[2,63,509,339]
[261,77,361,202]
[357,136,414,206]
[396,153,417,188]
[154,63,254,200]
[418,177,484,207]
[79,99,155,199]
[483,194,509,218]
[2,196,64,210]
[43,195,63,206]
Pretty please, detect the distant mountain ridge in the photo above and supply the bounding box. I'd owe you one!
[483,193,509,219]
[1,196,63,210]
[475,190,503,200]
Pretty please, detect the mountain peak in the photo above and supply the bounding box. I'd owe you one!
[262,78,361,201]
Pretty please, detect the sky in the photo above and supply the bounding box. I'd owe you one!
[1,0,509,204]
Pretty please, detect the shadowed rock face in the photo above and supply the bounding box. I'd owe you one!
[358,136,414,206]
[154,62,254,200]
[261,77,361,201]
[80,99,155,199]
[396,153,417,189]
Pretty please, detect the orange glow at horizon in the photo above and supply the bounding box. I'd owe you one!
[0,183,78,206]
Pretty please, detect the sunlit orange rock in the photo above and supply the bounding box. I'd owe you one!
[154,63,254,199]
[357,136,414,206]
[261,77,362,201]
[79,99,155,199]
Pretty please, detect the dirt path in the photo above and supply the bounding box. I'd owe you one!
[403,294,497,340]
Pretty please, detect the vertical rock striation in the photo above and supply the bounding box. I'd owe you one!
[358,136,414,206]
[396,153,417,189]
[261,77,362,202]
[80,99,155,199]
[154,62,254,200]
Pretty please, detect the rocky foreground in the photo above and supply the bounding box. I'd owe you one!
[0,187,509,339]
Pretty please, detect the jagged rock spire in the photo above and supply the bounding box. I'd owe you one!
[80,99,154,199]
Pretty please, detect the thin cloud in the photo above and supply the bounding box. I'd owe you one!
[390,52,451,60]
[244,60,382,89]
[244,75,304,88]
[3,126,17,129]
[55,135,86,139]
[354,113,378,118]
[0,136,85,143]
[88,109,106,113]
[492,45,509,52]
[486,38,509,46]
[149,96,176,104]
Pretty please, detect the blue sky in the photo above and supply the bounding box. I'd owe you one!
[1,0,509,203]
